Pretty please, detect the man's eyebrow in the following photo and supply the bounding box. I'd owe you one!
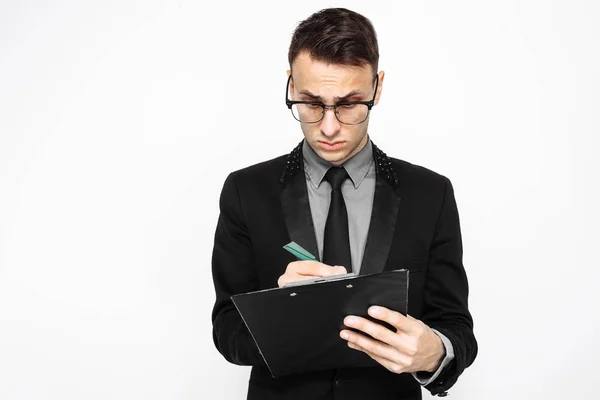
[297,89,365,102]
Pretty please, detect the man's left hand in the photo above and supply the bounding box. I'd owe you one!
[340,306,445,374]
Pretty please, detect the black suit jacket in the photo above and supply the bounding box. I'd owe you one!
[211,141,477,400]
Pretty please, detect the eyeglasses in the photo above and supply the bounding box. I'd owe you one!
[285,74,379,125]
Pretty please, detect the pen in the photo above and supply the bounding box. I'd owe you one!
[283,241,317,261]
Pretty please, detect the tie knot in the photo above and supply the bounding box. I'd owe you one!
[325,167,349,190]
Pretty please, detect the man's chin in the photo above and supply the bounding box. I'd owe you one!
[306,140,350,164]
[317,150,347,165]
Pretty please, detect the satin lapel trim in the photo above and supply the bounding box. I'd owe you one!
[280,171,320,261]
[359,176,402,275]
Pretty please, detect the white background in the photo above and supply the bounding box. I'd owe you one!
[1,0,599,399]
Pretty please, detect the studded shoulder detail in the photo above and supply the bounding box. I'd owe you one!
[279,141,304,184]
[372,142,400,187]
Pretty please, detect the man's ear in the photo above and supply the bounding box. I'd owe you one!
[374,70,385,106]
[287,69,294,98]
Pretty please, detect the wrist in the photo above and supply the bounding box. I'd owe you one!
[424,331,445,373]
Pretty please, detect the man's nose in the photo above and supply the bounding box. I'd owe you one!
[319,108,341,136]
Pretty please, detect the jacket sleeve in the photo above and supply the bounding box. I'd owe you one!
[210,172,266,366]
[421,177,478,396]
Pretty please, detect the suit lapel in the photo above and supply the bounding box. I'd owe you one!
[280,141,320,261]
[359,143,402,275]
[358,175,402,275]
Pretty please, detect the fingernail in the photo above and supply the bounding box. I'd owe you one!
[340,331,349,340]
[369,306,381,316]
[345,316,357,326]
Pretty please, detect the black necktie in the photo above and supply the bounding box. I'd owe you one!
[322,167,352,270]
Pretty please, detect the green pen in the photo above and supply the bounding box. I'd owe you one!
[283,241,317,261]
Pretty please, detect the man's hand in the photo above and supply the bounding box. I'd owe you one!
[277,261,347,288]
[340,306,445,374]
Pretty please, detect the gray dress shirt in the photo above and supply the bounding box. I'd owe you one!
[302,138,454,386]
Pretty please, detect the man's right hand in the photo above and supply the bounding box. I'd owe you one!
[277,261,347,288]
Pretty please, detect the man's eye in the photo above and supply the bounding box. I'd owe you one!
[339,104,356,109]
[307,104,322,109]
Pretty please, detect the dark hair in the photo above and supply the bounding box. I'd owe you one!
[288,8,379,77]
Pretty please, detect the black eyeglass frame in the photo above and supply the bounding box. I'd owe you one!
[285,74,379,125]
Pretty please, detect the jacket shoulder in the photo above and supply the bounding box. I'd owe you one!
[389,157,451,193]
[222,154,289,197]
[230,154,286,179]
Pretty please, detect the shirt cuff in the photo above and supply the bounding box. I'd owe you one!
[411,328,455,386]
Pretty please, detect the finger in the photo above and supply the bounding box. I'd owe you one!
[277,272,324,287]
[367,306,416,334]
[278,275,301,287]
[330,265,348,275]
[341,316,419,358]
[288,261,322,276]
[340,328,406,364]
[293,261,346,277]
[314,263,346,276]
[347,340,407,375]
[343,315,400,347]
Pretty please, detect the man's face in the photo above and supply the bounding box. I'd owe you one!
[288,52,384,166]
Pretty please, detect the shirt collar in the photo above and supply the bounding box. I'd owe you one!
[303,137,373,190]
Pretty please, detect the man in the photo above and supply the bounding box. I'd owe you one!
[211,8,477,400]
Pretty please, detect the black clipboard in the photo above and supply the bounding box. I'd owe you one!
[231,269,409,378]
